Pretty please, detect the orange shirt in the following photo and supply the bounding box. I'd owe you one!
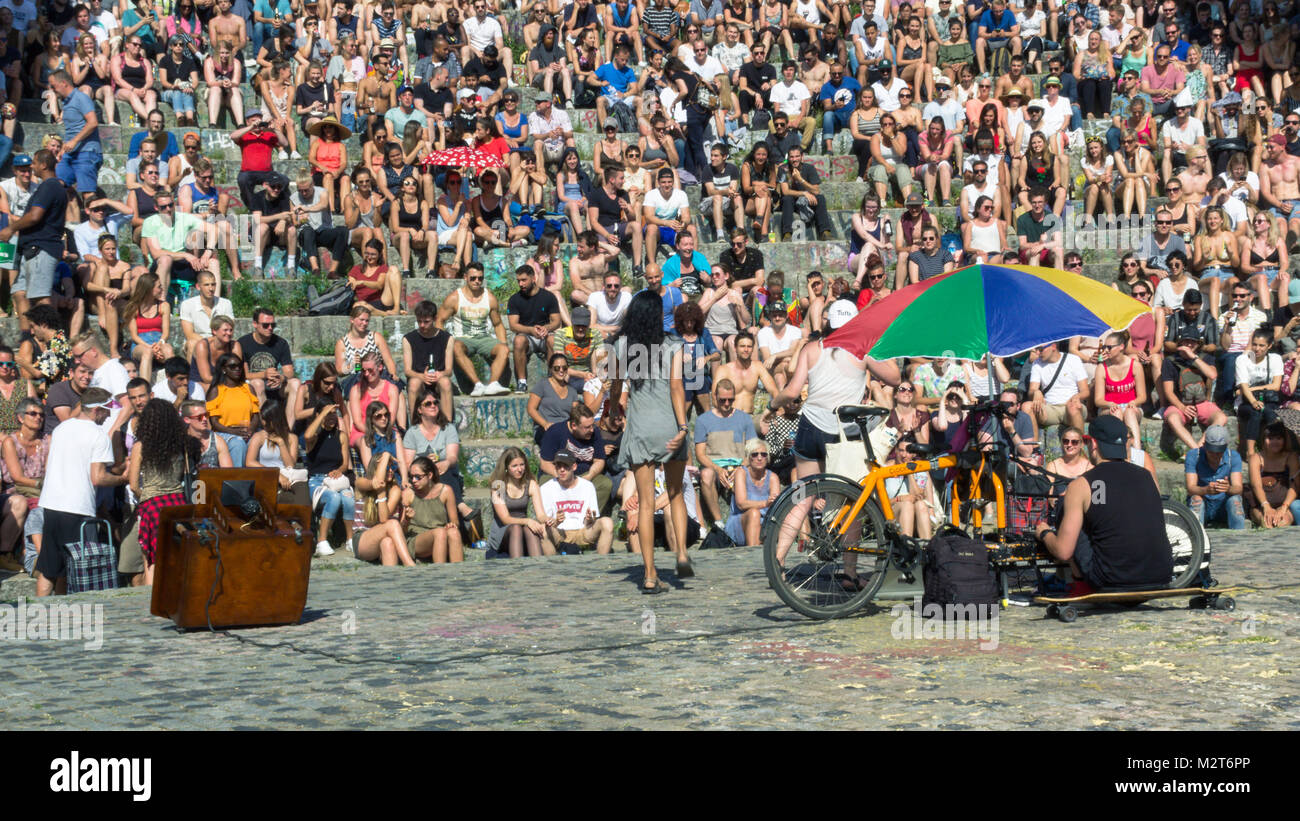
[207,383,260,428]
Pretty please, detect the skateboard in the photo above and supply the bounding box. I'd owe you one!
[1033,588,1239,623]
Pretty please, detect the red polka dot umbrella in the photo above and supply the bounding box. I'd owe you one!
[421,146,504,170]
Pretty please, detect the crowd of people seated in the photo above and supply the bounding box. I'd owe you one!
[3,0,1300,595]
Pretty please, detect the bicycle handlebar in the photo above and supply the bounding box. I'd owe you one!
[961,399,1017,418]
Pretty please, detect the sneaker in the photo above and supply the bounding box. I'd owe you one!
[314,541,334,557]
[564,99,574,109]
[515,379,529,393]
[470,382,487,397]
[278,149,288,160]
[290,150,302,160]
[485,380,511,395]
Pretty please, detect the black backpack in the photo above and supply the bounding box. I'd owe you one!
[922,526,999,613]
[699,526,736,550]
[307,282,355,317]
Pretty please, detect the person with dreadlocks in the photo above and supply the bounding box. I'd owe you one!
[126,398,200,586]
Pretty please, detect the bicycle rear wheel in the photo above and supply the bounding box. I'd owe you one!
[1164,497,1208,588]
[762,474,890,620]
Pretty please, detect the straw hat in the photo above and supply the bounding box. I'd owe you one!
[307,113,352,140]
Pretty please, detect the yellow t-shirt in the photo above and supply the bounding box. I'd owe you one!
[206,384,260,427]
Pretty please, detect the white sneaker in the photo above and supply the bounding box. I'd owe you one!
[470,382,487,397]
[485,380,510,395]
[290,150,302,160]
[278,149,288,160]
[314,540,334,557]
[564,100,574,110]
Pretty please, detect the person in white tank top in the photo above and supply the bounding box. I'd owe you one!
[961,195,1007,263]
[445,280,510,397]
[768,301,902,573]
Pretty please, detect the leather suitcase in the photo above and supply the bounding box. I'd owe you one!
[151,468,313,630]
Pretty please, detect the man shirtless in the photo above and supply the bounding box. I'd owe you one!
[208,0,248,57]
[1260,133,1300,248]
[714,331,778,414]
[993,54,1034,102]
[568,229,621,303]
[1176,146,1212,201]
[357,56,399,120]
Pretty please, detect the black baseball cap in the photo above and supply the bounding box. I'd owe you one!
[1089,415,1127,460]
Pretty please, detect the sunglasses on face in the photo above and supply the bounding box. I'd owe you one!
[187,413,209,422]
[749,451,768,458]
[897,386,914,393]
[1132,290,1150,298]
[1062,438,1082,446]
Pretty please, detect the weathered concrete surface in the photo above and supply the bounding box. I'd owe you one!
[0,529,1293,730]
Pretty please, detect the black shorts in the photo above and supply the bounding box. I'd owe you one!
[792,415,836,462]
[34,508,95,581]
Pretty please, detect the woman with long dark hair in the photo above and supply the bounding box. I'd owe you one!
[1248,421,1300,528]
[124,272,174,383]
[128,398,201,585]
[741,142,778,241]
[292,362,348,435]
[402,385,472,522]
[401,456,462,562]
[608,290,691,593]
[358,400,409,519]
[246,397,304,503]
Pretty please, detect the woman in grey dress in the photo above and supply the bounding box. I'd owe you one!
[608,291,691,593]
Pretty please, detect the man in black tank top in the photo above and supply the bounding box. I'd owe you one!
[1035,416,1173,593]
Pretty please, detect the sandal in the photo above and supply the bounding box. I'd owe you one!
[642,578,669,595]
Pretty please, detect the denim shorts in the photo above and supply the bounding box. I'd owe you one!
[792,415,836,462]
[14,247,57,299]
[140,330,162,345]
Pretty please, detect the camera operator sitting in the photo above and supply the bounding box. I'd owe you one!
[1035,416,1173,596]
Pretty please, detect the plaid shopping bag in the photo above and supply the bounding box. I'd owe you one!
[66,519,119,594]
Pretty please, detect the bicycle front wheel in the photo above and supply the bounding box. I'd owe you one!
[762,474,890,620]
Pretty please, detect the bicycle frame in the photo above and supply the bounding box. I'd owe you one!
[825,451,1013,543]
[827,454,957,545]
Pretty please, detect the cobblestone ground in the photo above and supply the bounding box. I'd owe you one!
[1,530,1296,730]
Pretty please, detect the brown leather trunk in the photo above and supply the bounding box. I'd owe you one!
[151,468,313,630]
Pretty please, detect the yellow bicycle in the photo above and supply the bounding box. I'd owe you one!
[762,401,1209,619]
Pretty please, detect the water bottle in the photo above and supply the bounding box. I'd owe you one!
[470,539,488,551]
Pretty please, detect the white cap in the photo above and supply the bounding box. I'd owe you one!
[1173,88,1195,109]
[827,299,858,330]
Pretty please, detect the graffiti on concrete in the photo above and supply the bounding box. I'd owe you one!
[455,396,532,439]
[462,444,508,480]
[202,128,236,152]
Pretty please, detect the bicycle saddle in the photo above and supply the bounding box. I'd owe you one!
[903,442,945,456]
[836,404,889,421]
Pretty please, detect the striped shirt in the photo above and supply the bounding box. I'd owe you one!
[642,6,680,38]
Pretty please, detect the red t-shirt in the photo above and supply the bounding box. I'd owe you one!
[237,129,280,172]
[349,264,387,307]
[475,136,510,162]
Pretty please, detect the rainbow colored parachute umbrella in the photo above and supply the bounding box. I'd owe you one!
[825,263,1150,362]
